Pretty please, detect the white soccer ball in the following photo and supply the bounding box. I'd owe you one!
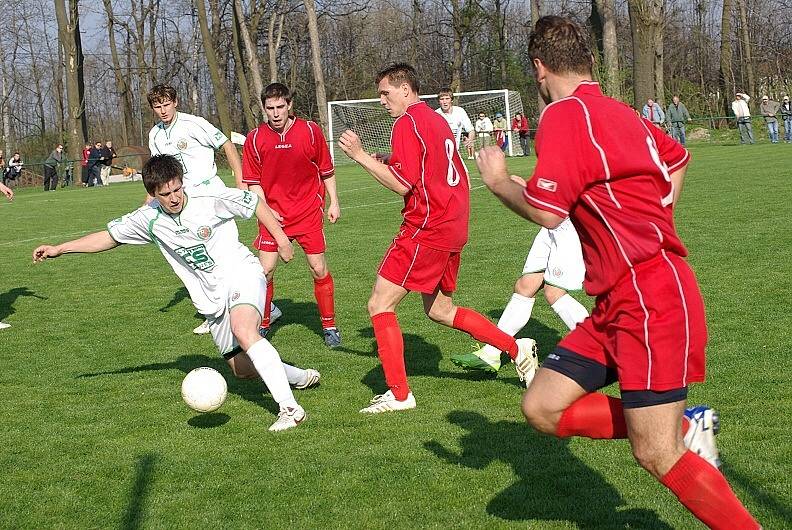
[181,367,227,413]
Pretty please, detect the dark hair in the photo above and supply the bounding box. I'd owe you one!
[142,155,183,195]
[147,84,178,107]
[376,63,420,93]
[262,83,292,104]
[528,16,593,76]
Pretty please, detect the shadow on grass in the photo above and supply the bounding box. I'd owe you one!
[77,354,279,415]
[188,413,230,428]
[121,453,156,530]
[485,308,564,361]
[722,462,792,523]
[259,298,325,343]
[158,287,191,313]
[0,286,47,321]
[425,411,673,528]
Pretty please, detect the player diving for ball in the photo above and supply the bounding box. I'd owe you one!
[33,154,318,432]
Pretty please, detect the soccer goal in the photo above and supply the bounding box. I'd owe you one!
[327,89,525,163]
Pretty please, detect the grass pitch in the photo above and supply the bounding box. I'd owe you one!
[0,143,789,528]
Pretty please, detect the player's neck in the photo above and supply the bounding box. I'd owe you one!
[268,116,293,133]
[549,75,594,101]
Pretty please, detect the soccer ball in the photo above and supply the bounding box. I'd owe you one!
[181,367,227,413]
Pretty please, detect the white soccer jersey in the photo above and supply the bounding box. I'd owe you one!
[107,187,260,318]
[148,112,229,187]
[436,105,474,147]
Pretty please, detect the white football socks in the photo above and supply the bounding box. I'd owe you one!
[551,293,589,330]
[480,293,536,361]
[246,339,299,409]
[282,363,307,385]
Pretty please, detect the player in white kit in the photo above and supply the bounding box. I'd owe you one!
[436,88,475,158]
[452,217,589,373]
[33,155,316,432]
[146,84,282,333]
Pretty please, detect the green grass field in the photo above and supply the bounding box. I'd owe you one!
[1,144,790,528]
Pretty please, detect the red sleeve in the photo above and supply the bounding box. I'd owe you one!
[643,118,690,172]
[523,101,599,217]
[387,116,420,189]
[241,128,262,185]
[309,121,335,178]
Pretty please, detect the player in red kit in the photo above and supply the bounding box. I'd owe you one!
[242,83,342,348]
[476,17,759,529]
[339,63,538,414]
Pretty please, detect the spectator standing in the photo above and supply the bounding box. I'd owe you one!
[43,145,64,191]
[759,95,780,143]
[731,93,755,144]
[641,98,665,126]
[512,111,531,155]
[100,140,116,185]
[492,112,509,152]
[435,88,475,159]
[780,95,792,143]
[0,173,12,330]
[475,112,494,148]
[666,95,692,145]
[87,141,104,187]
[81,144,91,186]
[5,152,23,186]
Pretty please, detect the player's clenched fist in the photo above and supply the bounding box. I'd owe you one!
[338,130,365,161]
[276,238,294,263]
[33,245,61,263]
[475,146,510,191]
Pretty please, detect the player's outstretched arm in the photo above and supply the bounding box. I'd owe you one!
[222,140,245,189]
[253,198,293,263]
[0,181,13,201]
[338,130,408,196]
[476,146,563,229]
[670,166,688,207]
[323,176,341,223]
[33,231,119,263]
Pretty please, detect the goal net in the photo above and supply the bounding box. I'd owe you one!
[328,89,525,164]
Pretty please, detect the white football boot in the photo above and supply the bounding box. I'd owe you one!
[683,405,722,469]
[192,319,211,335]
[514,338,539,387]
[294,369,321,390]
[269,405,306,432]
[359,390,416,414]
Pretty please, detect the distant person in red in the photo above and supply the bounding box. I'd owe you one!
[476,16,759,529]
[512,111,531,155]
[81,144,91,187]
[242,83,342,348]
[339,63,537,414]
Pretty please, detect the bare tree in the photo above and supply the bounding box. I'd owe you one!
[719,0,734,116]
[234,0,266,116]
[103,0,136,145]
[628,0,665,107]
[267,3,286,83]
[54,0,88,169]
[231,1,257,130]
[194,0,234,136]
[304,0,329,131]
[591,0,621,99]
[737,0,755,98]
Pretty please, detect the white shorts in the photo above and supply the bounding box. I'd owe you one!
[522,218,585,291]
[208,266,267,357]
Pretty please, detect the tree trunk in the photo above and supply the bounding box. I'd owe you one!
[592,0,621,99]
[54,0,88,172]
[231,2,257,130]
[267,7,285,83]
[653,2,665,105]
[531,0,541,26]
[719,0,734,117]
[493,0,508,87]
[410,0,422,65]
[194,0,234,136]
[234,0,265,116]
[628,0,664,108]
[737,0,754,99]
[304,0,328,131]
[21,15,47,138]
[103,0,135,145]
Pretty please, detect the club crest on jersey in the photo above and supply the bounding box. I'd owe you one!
[197,225,213,240]
[177,139,188,150]
[552,267,563,278]
[537,178,557,192]
[231,291,241,302]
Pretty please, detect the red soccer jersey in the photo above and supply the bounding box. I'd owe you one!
[242,117,334,233]
[523,82,691,296]
[387,101,470,252]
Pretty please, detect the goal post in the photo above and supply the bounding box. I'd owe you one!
[327,89,525,164]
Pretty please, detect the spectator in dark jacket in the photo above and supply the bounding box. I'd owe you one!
[87,141,104,187]
[81,144,91,186]
[4,152,23,185]
[100,140,116,185]
[43,145,64,191]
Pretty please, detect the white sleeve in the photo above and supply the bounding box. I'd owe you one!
[460,109,474,133]
[213,188,259,219]
[107,208,153,245]
[192,116,229,150]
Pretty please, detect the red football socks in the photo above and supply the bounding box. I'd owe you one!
[452,307,519,359]
[556,392,629,439]
[371,312,410,400]
[261,278,274,328]
[661,451,760,529]
[314,273,336,329]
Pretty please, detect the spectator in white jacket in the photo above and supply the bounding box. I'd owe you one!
[731,92,755,144]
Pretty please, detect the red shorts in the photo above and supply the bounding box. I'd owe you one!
[559,251,707,391]
[254,225,326,255]
[378,229,461,294]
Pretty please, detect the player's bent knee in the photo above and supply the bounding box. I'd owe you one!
[521,392,558,435]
